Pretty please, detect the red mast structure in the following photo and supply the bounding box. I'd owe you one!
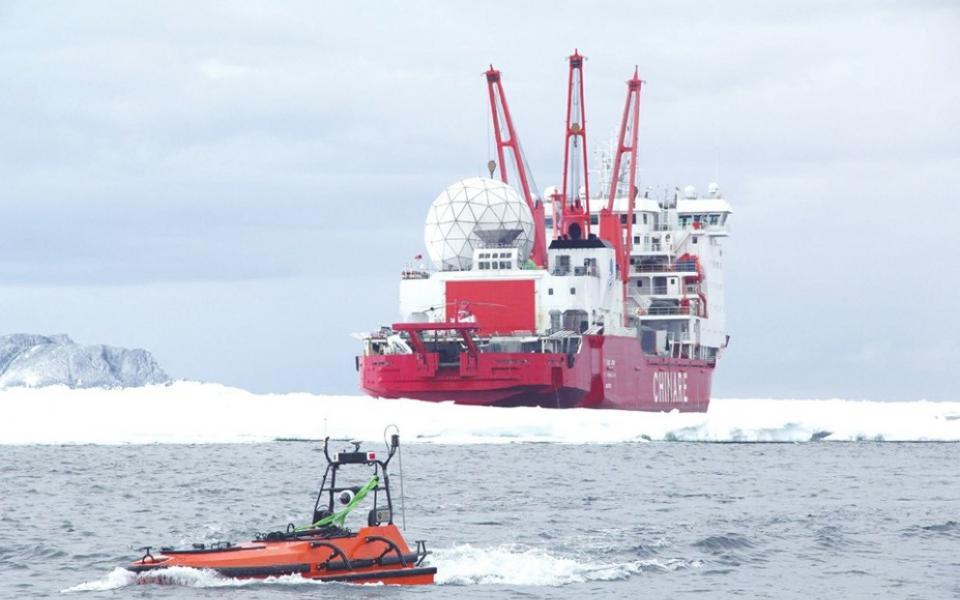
[604,67,643,283]
[484,66,547,268]
[557,49,591,241]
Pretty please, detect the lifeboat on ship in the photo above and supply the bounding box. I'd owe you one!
[126,432,436,585]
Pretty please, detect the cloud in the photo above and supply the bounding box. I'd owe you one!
[0,0,957,397]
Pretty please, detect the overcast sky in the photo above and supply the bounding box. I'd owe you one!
[1,1,958,400]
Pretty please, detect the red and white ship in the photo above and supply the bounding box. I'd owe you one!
[358,52,731,412]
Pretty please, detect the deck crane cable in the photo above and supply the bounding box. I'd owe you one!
[486,85,492,166]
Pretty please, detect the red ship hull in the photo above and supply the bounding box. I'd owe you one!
[360,333,712,412]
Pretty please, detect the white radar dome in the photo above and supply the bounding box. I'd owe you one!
[424,177,534,271]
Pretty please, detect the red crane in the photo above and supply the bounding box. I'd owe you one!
[557,49,591,241]
[484,66,547,268]
[603,67,644,283]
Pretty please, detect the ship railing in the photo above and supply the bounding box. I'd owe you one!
[677,222,730,233]
[634,242,665,253]
[627,223,679,234]
[401,261,431,280]
[401,269,430,280]
[631,285,671,296]
[632,263,698,273]
[640,305,699,316]
[628,223,729,236]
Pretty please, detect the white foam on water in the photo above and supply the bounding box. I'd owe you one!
[5,381,959,445]
[61,567,136,592]
[61,566,328,592]
[62,547,694,592]
[432,544,699,586]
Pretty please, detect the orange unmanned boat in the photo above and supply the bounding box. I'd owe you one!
[127,432,436,585]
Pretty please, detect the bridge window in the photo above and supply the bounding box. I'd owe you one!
[562,309,589,333]
[549,310,562,331]
[570,287,576,295]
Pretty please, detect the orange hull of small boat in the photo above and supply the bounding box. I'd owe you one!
[128,524,435,585]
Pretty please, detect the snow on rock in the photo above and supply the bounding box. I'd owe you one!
[0,334,170,389]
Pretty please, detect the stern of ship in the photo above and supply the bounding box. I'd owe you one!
[359,323,593,408]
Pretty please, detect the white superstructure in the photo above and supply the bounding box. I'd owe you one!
[542,183,732,361]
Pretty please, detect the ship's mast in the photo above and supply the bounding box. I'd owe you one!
[606,67,643,283]
[558,49,591,241]
[485,66,547,268]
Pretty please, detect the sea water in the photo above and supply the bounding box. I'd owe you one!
[0,385,958,598]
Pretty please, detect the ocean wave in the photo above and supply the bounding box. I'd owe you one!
[693,534,754,552]
[62,546,696,592]
[60,566,331,592]
[902,520,960,540]
[432,543,697,586]
[4,381,959,445]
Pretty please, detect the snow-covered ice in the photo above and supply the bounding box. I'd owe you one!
[2,381,958,444]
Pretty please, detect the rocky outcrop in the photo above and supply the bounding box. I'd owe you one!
[0,334,170,388]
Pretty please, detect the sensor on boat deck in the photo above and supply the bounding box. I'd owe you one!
[335,451,377,464]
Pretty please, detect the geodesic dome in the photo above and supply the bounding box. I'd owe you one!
[424,177,534,271]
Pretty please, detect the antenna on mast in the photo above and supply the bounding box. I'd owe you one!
[714,142,721,187]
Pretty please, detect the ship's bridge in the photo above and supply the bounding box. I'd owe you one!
[473,248,521,271]
[542,189,732,242]
[541,237,623,334]
[676,198,732,237]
